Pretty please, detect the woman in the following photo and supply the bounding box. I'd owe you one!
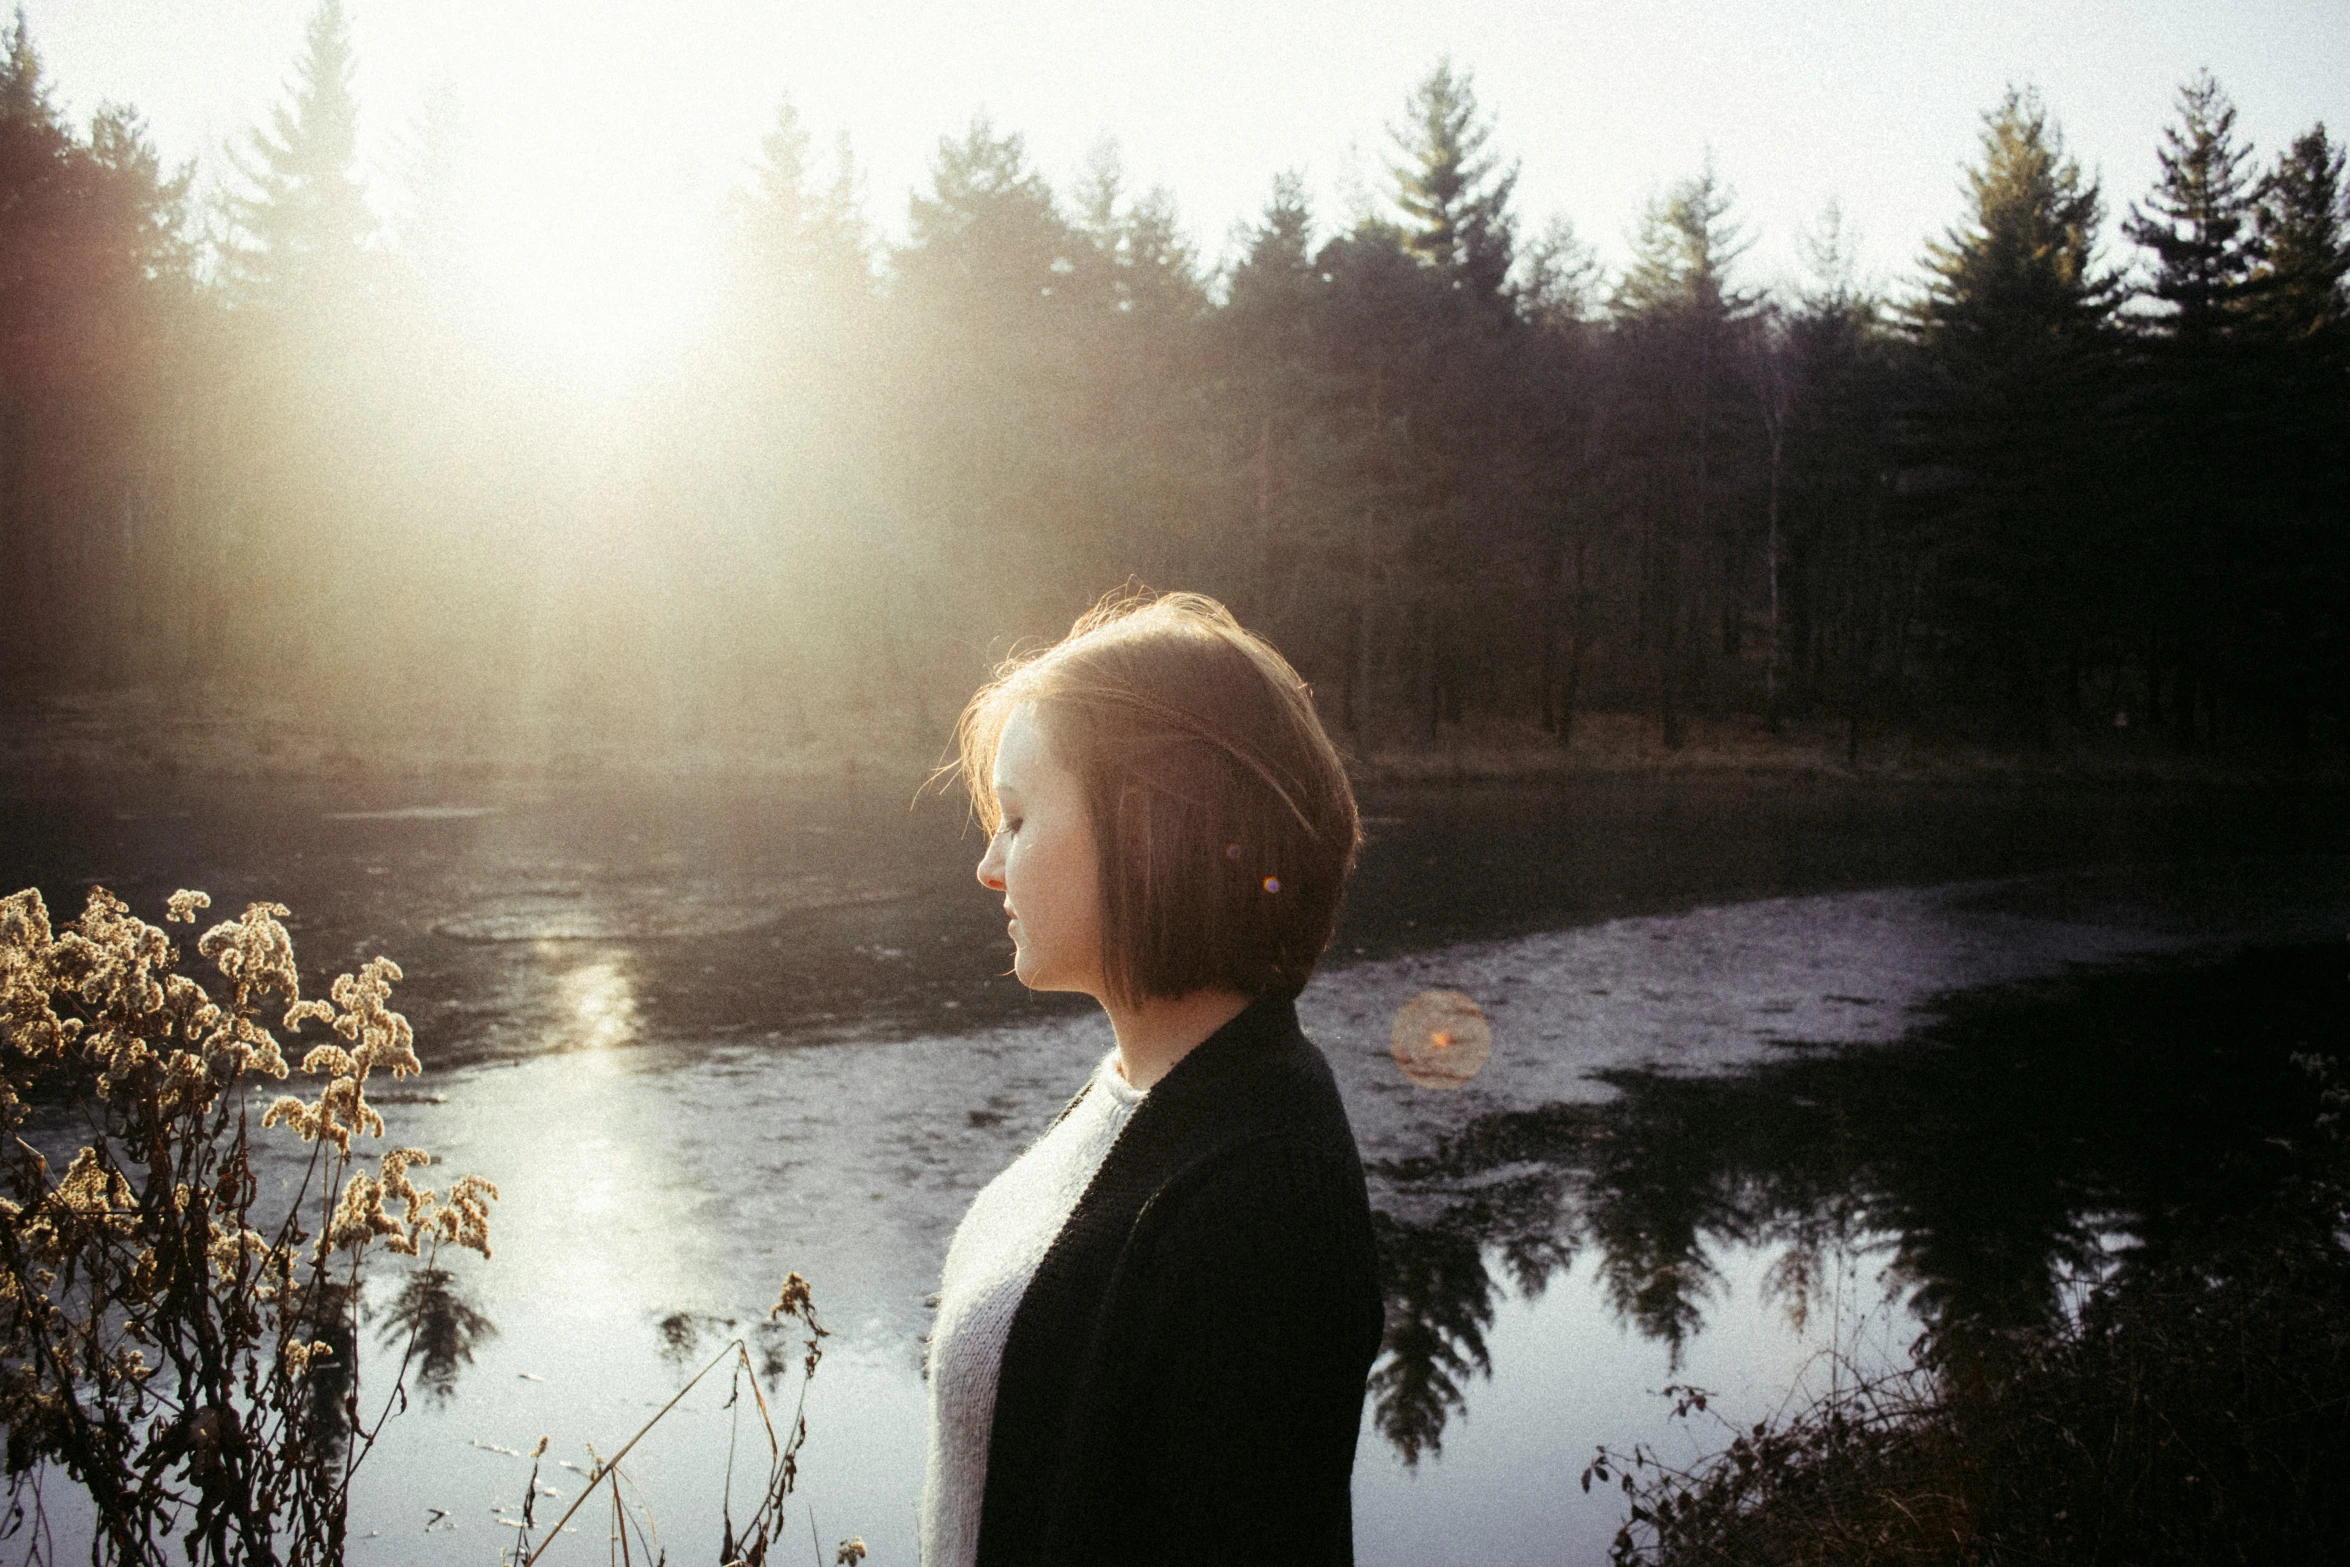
[921,592,1384,1567]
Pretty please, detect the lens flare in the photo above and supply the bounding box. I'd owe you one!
[1391,989,1492,1089]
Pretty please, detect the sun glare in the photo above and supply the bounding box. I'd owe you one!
[471,209,716,390]
[451,107,723,393]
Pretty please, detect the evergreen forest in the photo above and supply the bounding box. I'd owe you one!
[3,3,2345,762]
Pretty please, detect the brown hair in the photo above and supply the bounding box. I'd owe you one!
[954,590,1361,1005]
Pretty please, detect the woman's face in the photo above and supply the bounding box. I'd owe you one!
[976,703,1106,997]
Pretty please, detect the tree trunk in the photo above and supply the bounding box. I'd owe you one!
[1351,596,1376,742]
[1764,421,1784,733]
[1254,415,1274,615]
[1539,597,1561,735]
[1681,319,1710,746]
[1417,614,1440,749]
[1661,594,1685,751]
[1552,530,1589,748]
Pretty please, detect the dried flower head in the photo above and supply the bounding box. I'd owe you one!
[196,900,301,1011]
[281,1339,336,1378]
[1,882,497,1554]
[327,1171,404,1253]
[771,1272,815,1322]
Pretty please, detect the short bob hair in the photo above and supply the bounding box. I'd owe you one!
[955,590,1361,1006]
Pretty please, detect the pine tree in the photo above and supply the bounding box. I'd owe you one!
[0,9,196,684]
[2241,125,2350,744]
[1067,141,1202,324]
[1911,87,2119,739]
[897,115,1074,326]
[2250,124,2350,341]
[390,79,473,310]
[210,0,391,675]
[1211,176,1354,665]
[227,0,372,302]
[885,117,1091,630]
[1389,59,1517,301]
[1111,188,1200,323]
[1611,160,1761,746]
[0,6,70,284]
[1069,137,1127,314]
[0,2,52,130]
[88,104,193,291]
[1226,172,1316,327]
[2118,75,2290,747]
[1918,88,2111,359]
[2124,71,2260,340]
[1512,215,1600,330]
[1284,221,1455,740]
[0,7,73,681]
[1509,211,1605,745]
[734,96,870,310]
[1615,161,1752,323]
[1782,203,1906,761]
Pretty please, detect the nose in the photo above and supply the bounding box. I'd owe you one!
[977,832,1006,892]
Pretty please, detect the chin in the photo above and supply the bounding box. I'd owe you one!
[1015,962,1082,995]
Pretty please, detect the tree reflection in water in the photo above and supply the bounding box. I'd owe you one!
[378,1265,496,1404]
[1365,943,2343,1462]
[652,1306,815,1384]
[304,1279,360,1454]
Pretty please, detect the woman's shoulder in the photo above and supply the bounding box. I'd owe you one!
[1040,991,1370,1286]
[1136,995,1359,1165]
[1129,1007,1370,1228]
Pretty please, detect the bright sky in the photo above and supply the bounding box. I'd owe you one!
[24,0,2350,373]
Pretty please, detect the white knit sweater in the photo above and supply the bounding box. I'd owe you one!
[921,1051,1147,1567]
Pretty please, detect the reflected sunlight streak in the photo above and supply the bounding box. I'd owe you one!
[557,955,640,1059]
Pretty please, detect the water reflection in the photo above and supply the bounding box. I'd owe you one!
[377,1266,497,1404]
[557,954,639,1055]
[1368,1189,1574,1464]
[1366,942,2343,1461]
[304,1280,360,1456]
[654,1308,821,1383]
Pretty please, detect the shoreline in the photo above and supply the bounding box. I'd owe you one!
[2,683,2341,801]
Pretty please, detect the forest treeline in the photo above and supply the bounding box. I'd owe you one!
[2,1,2345,759]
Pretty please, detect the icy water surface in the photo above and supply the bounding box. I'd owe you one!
[2,773,2345,1564]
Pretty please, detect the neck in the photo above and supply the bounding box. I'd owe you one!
[1101,988,1253,1090]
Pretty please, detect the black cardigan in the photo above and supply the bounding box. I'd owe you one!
[974,992,1385,1567]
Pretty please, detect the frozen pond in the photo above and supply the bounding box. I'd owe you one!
[2,773,2344,1563]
